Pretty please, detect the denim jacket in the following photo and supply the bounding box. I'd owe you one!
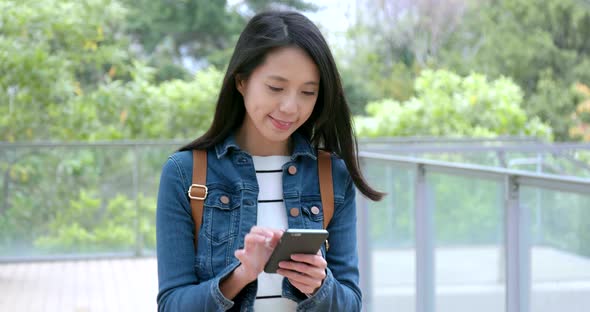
[156,132,361,311]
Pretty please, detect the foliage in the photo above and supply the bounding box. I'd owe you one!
[0,145,167,255]
[0,0,222,256]
[440,0,590,140]
[34,191,156,252]
[0,59,221,253]
[2,0,589,259]
[570,83,590,141]
[355,69,552,139]
[340,20,419,112]
[62,63,222,140]
[343,0,590,138]
[0,0,132,142]
[355,0,469,67]
[339,0,469,113]
[121,0,318,77]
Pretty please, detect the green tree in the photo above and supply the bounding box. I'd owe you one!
[338,0,469,113]
[440,0,590,140]
[62,63,223,140]
[0,0,222,256]
[121,0,318,79]
[0,0,132,142]
[355,69,552,139]
[570,83,590,141]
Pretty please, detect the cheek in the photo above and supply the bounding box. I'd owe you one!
[307,96,319,113]
[301,98,317,120]
[243,87,267,112]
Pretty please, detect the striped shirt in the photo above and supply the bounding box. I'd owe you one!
[252,155,297,311]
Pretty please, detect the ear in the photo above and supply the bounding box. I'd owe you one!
[235,75,246,95]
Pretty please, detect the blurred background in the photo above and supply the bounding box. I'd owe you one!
[1,0,589,311]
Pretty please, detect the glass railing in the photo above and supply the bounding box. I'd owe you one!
[1,141,589,312]
[359,137,590,178]
[0,141,184,260]
[358,152,590,312]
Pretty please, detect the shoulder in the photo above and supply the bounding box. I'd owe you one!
[329,153,352,186]
[325,153,354,205]
[161,150,194,184]
[168,150,194,170]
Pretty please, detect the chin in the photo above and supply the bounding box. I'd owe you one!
[265,132,292,143]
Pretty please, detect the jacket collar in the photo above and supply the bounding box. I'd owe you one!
[215,131,317,160]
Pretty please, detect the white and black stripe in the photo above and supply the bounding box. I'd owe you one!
[251,156,297,309]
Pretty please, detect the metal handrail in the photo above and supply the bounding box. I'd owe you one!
[0,140,188,148]
[359,142,590,153]
[358,136,541,144]
[359,151,590,194]
[358,151,590,312]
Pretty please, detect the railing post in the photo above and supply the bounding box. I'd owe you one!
[415,164,434,312]
[505,175,530,312]
[132,144,142,257]
[357,157,373,312]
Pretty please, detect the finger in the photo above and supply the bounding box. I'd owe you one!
[249,226,274,237]
[278,260,326,280]
[265,229,284,248]
[288,279,317,295]
[248,227,277,247]
[244,233,272,250]
[268,228,284,238]
[290,254,327,268]
[234,249,246,262]
[277,269,322,291]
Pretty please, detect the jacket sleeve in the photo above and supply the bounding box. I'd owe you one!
[295,160,363,311]
[156,155,236,311]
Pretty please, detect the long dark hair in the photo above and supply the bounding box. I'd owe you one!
[179,11,383,201]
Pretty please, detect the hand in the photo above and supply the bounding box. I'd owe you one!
[276,249,327,295]
[234,226,283,282]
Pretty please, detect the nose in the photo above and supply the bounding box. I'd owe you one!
[279,93,298,115]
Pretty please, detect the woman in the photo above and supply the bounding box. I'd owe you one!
[156,10,383,311]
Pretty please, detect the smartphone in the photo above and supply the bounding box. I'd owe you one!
[264,229,329,274]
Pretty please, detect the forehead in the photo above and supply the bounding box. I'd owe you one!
[254,46,320,83]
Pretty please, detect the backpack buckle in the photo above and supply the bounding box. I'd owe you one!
[188,184,208,200]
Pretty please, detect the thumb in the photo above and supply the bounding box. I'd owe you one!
[235,249,245,260]
[265,233,280,249]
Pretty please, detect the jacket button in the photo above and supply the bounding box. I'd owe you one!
[220,195,230,204]
[290,207,300,217]
[311,206,320,215]
[288,165,297,175]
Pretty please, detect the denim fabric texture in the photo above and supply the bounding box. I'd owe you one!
[156,132,362,311]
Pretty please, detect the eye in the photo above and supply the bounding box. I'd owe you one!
[267,85,283,92]
[302,91,316,96]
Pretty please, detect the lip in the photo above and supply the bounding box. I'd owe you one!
[269,116,294,131]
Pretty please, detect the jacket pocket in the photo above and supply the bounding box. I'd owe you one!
[300,197,324,229]
[196,186,241,280]
[202,186,241,244]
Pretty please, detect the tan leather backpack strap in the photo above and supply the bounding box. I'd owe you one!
[318,150,334,229]
[189,149,208,249]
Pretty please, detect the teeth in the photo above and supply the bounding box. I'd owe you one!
[272,117,291,126]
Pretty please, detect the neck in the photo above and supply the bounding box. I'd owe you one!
[235,124,291,156]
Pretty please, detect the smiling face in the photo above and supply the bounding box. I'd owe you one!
[235,46,320,156]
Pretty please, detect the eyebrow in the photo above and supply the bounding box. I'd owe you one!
[268,75,319,86]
